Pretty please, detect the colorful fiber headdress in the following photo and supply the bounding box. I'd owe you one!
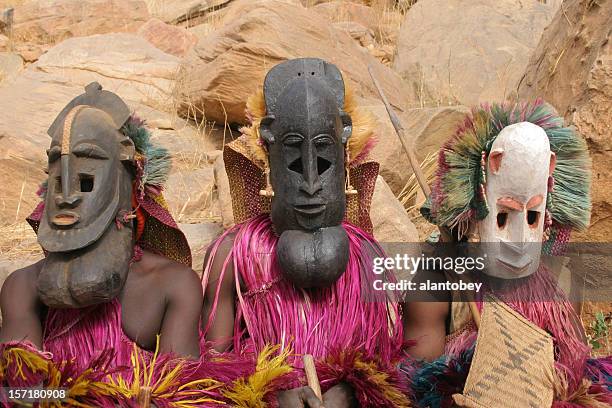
[224,82,380,234]
[422,99,591,249]
[27,83,191,267]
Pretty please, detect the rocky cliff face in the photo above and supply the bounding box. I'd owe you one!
[518,0,611,241]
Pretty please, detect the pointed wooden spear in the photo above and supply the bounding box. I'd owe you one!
[367,65,431,198]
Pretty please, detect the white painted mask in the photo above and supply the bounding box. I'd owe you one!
[477,122,555,279]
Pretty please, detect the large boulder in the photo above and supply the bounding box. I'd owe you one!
[312,1,400,44]
[137,18,198,57]
[176,0,418,126]
[147,0,234,25]
[0,71,82,225]
[518,0,611,242]
[363,100,469,192]
[393,0,557,106]
[179,222,223,271]
[164,167,216,223]
[35,33,181,112]
[0,64,197,226]
[11,0,149,45]
[371,175,419,242]
[7,0,149,62]
[0,52,22,83]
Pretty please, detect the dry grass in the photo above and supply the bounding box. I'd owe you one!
[0,221,41,260]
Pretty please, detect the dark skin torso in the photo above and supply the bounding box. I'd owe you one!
[0,250,203,358]
[202,232,358,408]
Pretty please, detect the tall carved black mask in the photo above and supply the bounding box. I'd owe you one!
[36,83,136,308]
[260,58,352,289]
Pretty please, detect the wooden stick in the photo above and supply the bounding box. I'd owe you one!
[303,354,322,400]
[367,65,431,197]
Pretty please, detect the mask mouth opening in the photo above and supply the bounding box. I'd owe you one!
[52,212,80,227]
[294,203,326,216]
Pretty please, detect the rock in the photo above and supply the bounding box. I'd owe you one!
[164,167,217,223]
[393,0,556,106]
[35,33,181,112]
[11,0,149,46]
[176,0,417,126]
[332,21,375,48]
[0,64,191,225]
[314,2,375,31]
[0,70,83,225]
[0,34,8,50]
[518,0,612,242]
[371,175,419,242]
[138,18,198,57]
[178,222,223,272]
[149,0,233,25]
[213,154,234,228]
[13,43,50,63]
[0,52,22,83]
[188,23,215,39]
[313,1,397,43]
[365,100,469,192]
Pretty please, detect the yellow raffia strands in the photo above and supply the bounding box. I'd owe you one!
[44,363,120,408]
[241,80,377,170]
[105,335,223,408]
[352,357,412,408]
[222,345,293,408]
[0,346,49,382]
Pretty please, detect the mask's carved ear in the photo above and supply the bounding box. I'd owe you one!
[549,152,556,176]
[340,111,352,144]
[488,149,504,174]
[119,136,135,163]
[259,115,275,144]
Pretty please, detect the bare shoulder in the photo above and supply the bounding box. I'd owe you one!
[130,251,202,302]
[203,230,238,286]
[0,259,45,320]
[1,259,44,298]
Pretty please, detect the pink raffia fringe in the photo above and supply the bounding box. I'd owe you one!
[2,297,251,406]
[43,298,134,373]
[445,265,612,406]
[202,214,410,406]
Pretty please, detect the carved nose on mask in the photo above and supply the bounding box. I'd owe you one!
[300,179,323,196]
[55,155,82,208]
[55,193,82,208]
[299,160,323,196]
[299,143,323,196]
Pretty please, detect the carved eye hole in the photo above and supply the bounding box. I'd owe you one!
[497,212,508,229]
[527,210,540,228]
[317,157,331,175]
[288,158,303,174]
[80,174,94,192]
